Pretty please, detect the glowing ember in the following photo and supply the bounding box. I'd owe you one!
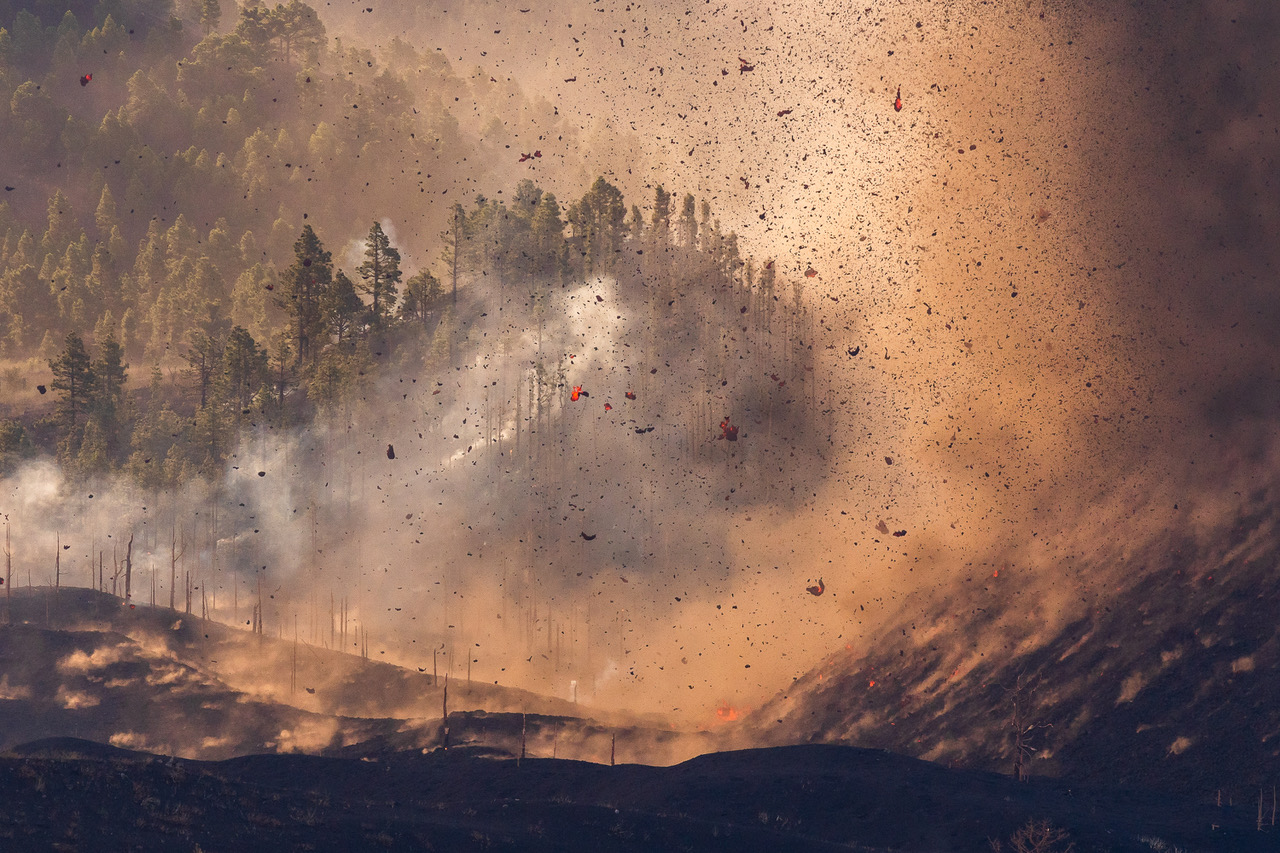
[714,701,741,722]
[894,85,902,111]
[604,403,612,411]
[806,578,825,596]
[80,73,92,86]
[719,417,739,441]
[625,390,636,400]
[571,385,582,402]
[804,266,818,278]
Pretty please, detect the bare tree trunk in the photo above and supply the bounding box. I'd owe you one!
[169,524,181,610]
[441,673,449,749]
[4,517,11,624]
[124,534,133,604]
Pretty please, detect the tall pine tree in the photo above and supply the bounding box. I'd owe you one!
[357,222,401,328]
[278,225,332,368]
[48,331,95,460]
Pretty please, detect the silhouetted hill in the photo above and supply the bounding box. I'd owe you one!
[749,485,1280,801]
[0,739,1268,852]
[0,586,710,763]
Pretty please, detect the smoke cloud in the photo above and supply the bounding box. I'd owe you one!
[6,0,1280,735]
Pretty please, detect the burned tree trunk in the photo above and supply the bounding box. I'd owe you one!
[124,534,133,604]
[441,673,450,749]
[169,524,184,611]
[4,517,11,624]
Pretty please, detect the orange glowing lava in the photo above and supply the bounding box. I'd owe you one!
[571,385,582,401]
[719,417,739,441]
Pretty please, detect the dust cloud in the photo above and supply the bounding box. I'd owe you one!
[6,0,1279,731]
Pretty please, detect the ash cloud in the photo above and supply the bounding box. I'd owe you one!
[7,0,1280,737]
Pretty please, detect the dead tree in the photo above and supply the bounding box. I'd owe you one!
[123,534,134,604]
[4,515,11,624]
[441,673,450,749]
[1003,669,1049,782]
[169,525,185,610]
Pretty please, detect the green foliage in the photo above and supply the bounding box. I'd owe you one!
[278,224,332,367]
[323,269,363,343]
[0,418,33,474]
[48,330,94,442]
[0,0,768,492]
[357,221,400,328]
[88,333,128,462]
[400,268,442,328]
[566,177,626,277]
[220,324,267,415]
[198,0,219,35]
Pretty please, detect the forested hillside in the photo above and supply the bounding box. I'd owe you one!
[0,0,814,491]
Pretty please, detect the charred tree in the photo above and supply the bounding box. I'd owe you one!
[169,524,184,611]
[4,516,10,624]
[441,673,450,750]
[123,533,133,604]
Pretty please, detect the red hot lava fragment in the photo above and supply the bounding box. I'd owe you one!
[894,86,903,112]
[625,390,636,400]
[807,578,825,596]
[80,73,92,86]
[571,385,582,401]
[719,417,739,441]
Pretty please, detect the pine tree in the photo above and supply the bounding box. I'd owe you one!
[48,331,95,459]
[651,185,672,239]
[183,329,224,409]
[222,326,269,416]
[278,225,332,368]
[200,0,222,35]
[94,184,120,239]
[678,193,698,247]
[323,270,365,343]
[357,222,401,327]
[440,202,466,306]
[88,334,128,463]
[400,269,442,329]
[566,177,626,277]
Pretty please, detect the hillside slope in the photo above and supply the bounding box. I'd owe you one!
[748,478,1280,799]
